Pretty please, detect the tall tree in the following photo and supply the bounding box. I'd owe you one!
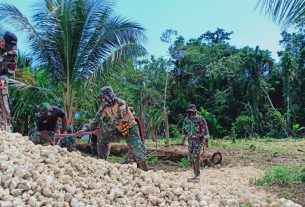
[199,28,233,44]
[0,0,146,126]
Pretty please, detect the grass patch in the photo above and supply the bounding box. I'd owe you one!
[253,165,305,186]
[107,155,125,164]
[178,158,191,168]
[147,154,158,166]
[145,137,183,146]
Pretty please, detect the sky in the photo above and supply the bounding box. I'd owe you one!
[3,0,283,61]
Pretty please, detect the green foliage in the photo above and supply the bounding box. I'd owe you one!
[198,107,224,137]
[178,158,191,168]
[231,115,254,138]
[254,166,305,186]
[169,124,180,138]
[147,154,158,166]
[264,109,287,138]
[292,123,305,136]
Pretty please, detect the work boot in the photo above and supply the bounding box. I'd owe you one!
[137,161,149,171]
[5,125,12,133]
[188,160,200,182]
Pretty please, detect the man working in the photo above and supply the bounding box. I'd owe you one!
[76,86,148,171]
[30,102,67,146]
[182,104,209,182]
[0,31,17,131]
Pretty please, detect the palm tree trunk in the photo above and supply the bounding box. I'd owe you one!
[63,87,75,128]
[163,71,170,146]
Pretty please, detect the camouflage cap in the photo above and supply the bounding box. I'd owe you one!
[98,86,114,97]
[186,104,197,113]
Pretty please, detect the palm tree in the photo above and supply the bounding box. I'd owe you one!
[257,0,305,28]
[0,0,146,126]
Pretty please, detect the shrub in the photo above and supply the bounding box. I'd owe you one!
[231,115,254,138]
[253,165,305,186]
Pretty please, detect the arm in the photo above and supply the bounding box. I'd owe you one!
[6,50,17,72]
[40,130,55,146]
[76,113,101,137]
[55,107,67,133]
[61,117,67,133]
[196,117,209,147]
[0,78,5,89]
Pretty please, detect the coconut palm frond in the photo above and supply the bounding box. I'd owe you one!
[9,79,59,100]
[9,79,60,117]
[257,0,305,28]
[75,14,147,80]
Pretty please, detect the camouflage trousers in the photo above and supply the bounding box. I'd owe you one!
[58,137,76,152]
[90,135,98,157]
[28,129,55,145]
[28,128,76,151]
[0,82,10,131]
[188,136,204,161]
[97,125,147,161]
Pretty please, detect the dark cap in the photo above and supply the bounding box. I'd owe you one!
[3,31,17,51]
[186,104,197,113]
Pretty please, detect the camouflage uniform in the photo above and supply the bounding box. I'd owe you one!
[0,32,17,131]
[58,126,76,152]
[183,104,209,181]
[29,102,67,147]
[83,86,148,171]
[28,128,55,145]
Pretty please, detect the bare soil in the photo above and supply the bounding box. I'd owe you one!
[77,139,305,206]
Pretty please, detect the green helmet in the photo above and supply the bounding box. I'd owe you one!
[35,102,52,119]
[37,102,52,112]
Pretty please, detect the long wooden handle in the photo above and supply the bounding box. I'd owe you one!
[55,131,94,138]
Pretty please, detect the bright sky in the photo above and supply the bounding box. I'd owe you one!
[3,0,282,60]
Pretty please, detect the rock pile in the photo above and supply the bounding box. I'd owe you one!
[0,131,302,207]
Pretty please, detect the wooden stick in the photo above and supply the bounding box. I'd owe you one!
[55,131,95,138]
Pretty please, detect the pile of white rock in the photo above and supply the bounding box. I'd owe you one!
[0,131,302,207]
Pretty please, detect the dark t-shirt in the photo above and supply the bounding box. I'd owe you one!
[36,106,65,132]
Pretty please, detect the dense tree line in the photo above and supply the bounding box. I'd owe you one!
[112,27,305,139]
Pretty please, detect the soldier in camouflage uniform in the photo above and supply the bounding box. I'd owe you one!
[0,32,17,132]
[29,102,67,146]
[182,104,209,181]
[76,86,148,171]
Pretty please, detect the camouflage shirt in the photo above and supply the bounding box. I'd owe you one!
[183,115,209,140]
[84,98,137,132]
[0,49,17,76]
